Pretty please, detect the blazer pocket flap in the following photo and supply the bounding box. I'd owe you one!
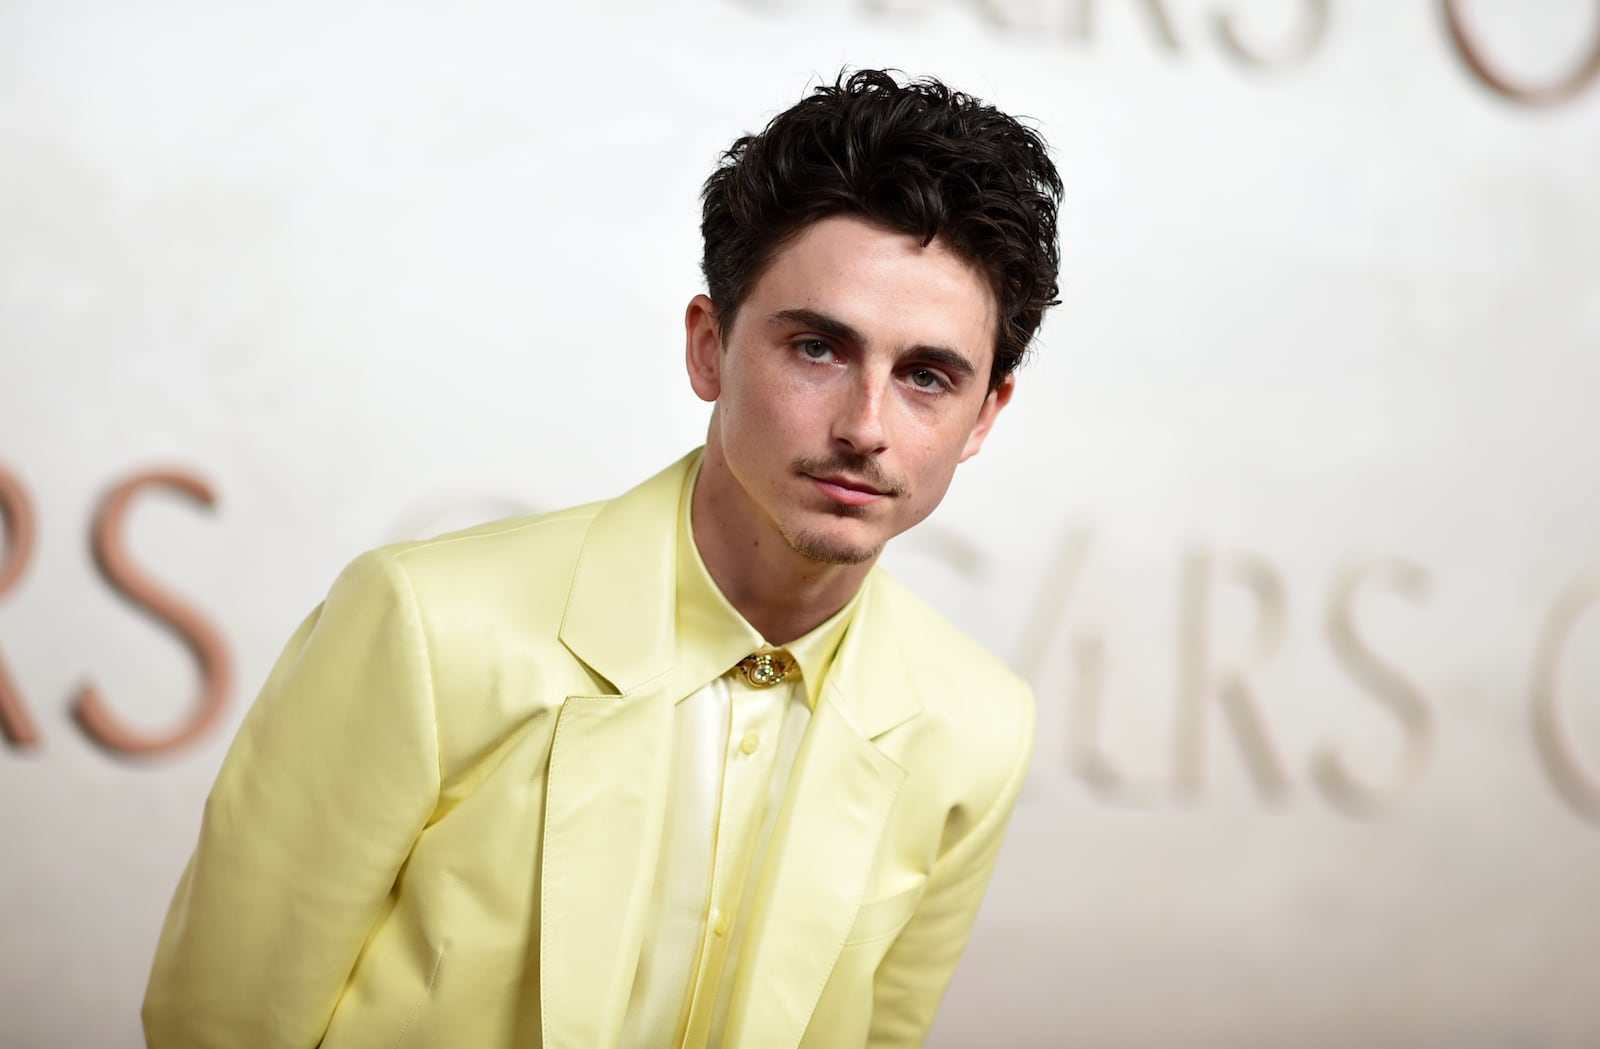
[843,882,925,946]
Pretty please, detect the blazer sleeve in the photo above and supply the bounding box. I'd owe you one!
[865,684,1035,1048]
[143,549,442,1049]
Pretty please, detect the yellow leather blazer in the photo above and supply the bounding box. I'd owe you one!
[143,451,1034,1049]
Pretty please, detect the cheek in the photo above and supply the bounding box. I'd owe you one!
[754,382,829,440]
[722,382,810,470]
[903,436,967,503]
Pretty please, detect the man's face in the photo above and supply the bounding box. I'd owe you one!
[686,213,1012,567]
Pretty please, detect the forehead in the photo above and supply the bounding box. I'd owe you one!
[737,215,999,362]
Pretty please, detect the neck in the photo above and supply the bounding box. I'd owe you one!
[690,445,873,646]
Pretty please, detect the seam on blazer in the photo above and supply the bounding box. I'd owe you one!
[930,685,1035,877]
[842,882,925,946]
[537,694,587,1043]
[379,549,445,790]
[389,942,447,1049]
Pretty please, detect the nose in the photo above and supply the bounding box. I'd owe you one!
[830,374,889,455]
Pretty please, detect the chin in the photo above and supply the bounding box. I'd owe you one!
[783,526,882,566]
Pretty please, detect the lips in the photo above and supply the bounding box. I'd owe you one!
[809,474,889,507]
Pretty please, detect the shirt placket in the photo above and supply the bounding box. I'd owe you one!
[677,669,792,1048]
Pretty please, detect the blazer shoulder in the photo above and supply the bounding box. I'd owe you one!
[368,449,696,606]
[373,500,606,605]
[868,568,1034,763]
[308,501,609,695]
[872,569,1031,700]
[388,498,606,561]
[865,569,1034,853]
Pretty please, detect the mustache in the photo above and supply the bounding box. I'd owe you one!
[792,453,906,497]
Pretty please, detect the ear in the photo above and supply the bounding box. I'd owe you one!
[957,373,1014,463]
[685,294,724,403]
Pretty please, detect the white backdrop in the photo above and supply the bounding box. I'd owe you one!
[3,1,1599,1046]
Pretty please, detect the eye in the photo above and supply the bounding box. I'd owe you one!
[907,367,950,392]
[795,339,833,361]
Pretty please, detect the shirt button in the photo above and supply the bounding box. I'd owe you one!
[712,908,729,937]
[740,732,760,755]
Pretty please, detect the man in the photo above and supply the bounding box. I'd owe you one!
[144,68,1062,1049]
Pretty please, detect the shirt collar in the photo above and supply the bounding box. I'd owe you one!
[673,450,861,710]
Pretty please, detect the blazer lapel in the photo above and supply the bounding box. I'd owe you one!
[557,453,695,696]
[540,453,695,1049]
[540,678,674,1049]
[718,573,923,1049]
[539,456,930,1049]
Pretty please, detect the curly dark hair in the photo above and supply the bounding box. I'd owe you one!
[700,69,1062,390]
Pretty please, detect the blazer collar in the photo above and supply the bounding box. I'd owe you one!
[820,570,924,740]
[557,448,926,739]
[557,451,693,694]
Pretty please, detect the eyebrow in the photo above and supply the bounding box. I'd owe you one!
[772,307,979,381]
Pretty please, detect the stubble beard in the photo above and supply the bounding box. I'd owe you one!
[784,508,882,566]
